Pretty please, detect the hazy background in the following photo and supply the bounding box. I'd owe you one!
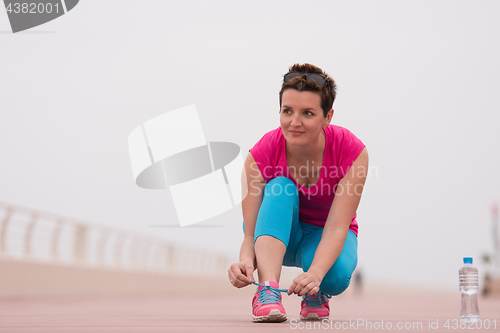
[1,0,499,291]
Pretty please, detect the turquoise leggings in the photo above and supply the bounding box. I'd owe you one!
[243,177,358,296]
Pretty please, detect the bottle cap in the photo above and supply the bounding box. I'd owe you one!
[463,257,473,264]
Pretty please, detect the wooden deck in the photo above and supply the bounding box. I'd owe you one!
[1,277,499,332]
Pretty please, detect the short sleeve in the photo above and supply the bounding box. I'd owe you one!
[249,128,281,183]
[335,127,366,178]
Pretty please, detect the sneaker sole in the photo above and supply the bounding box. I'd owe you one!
[300,313,329,321]
[253,309,287,323]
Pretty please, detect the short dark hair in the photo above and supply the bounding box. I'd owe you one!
[279,63,336,117]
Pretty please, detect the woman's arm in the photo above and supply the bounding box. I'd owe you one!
[228,152,266,287]
[288,147,369,296]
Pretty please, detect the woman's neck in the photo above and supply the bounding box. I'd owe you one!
[286,129,325,163]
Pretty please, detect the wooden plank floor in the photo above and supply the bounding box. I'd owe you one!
[0,278,499,332]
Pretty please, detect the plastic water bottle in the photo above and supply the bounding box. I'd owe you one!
[459,257,480,323]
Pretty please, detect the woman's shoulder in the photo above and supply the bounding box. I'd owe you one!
[259,126,283,141]
[252,126,283,148]
[325,124,365,177]
[325,124,365,154]
[325,124,363,145]
[249,126,283,155]
[325,124,357,137]
[249,127,284,182]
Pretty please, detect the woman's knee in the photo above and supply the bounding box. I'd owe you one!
[320,268,353,296]
[265,177,297,198]
[319,231,358,295]
[301,250,355,295]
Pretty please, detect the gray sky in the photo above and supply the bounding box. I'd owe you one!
[1,0,499,291]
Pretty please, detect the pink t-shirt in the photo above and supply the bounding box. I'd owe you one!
[249,125,365,236]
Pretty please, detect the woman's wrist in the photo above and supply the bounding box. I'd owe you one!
[306,266,326,282]
[239,256,254,264]
[239,237,255,263]
[239,246,256,266]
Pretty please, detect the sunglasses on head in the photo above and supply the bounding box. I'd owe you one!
[283,72,329,87]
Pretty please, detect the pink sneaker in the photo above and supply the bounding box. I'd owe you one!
[300,292,331,320]
[252,281,287,322]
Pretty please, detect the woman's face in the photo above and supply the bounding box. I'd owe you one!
[280,89,333,147]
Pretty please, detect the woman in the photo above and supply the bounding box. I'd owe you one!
[228,63,368,323]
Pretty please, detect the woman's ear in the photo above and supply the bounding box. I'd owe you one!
[323,109,334,127]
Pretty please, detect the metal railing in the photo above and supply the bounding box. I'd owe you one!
[0,202,231,276]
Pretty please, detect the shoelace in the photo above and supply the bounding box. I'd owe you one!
[302,292,332,308]
[252,282,288,305]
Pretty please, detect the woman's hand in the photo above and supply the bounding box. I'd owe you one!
[287,271,322,296]
[228,260,255,288]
